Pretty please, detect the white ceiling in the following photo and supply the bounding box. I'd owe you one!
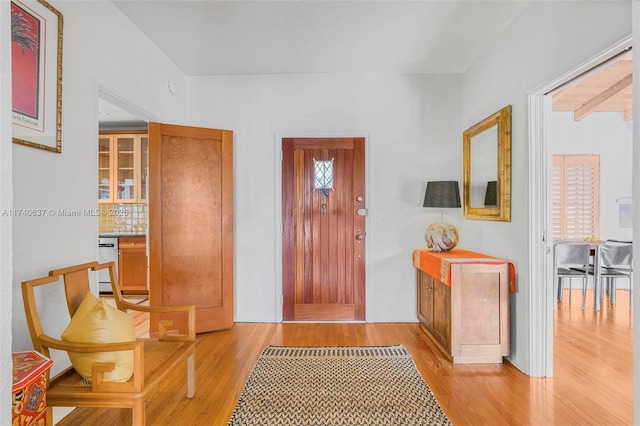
[112,0,529,76]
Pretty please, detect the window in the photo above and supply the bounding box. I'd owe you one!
[313,158,334,192]
[552,154,600,240]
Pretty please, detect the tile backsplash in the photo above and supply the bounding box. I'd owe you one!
[99,203,147,234]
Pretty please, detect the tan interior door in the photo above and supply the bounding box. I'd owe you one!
[282,137,366,321]
[148,123,233,334]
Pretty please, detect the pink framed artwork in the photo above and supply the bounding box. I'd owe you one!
[11,0,63,153]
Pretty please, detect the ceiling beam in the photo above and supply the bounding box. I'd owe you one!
[574,73,633,121]
[551,87,571,104]
[623,107,633,121]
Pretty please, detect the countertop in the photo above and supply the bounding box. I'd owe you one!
[99,234,146,238]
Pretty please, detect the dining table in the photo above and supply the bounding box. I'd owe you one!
[554,239,607,311]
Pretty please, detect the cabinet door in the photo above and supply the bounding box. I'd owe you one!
[118,237,148,294]
[432,278,451,350]
[417,270,433,330]
[114,135,137,202]
[98,135,113,203]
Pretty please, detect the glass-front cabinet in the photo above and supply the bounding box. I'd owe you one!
[98,133,148,203]
[98,135,112,202]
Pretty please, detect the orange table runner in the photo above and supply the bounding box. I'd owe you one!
[413,248,516,293]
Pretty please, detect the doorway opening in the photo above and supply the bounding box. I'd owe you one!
[96,88,154,298]
[528,36,633,377]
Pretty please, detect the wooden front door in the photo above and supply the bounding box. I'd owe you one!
[148,123,233,334]
[282,137,366,321]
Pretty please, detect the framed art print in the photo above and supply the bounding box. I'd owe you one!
[11,0,63,153]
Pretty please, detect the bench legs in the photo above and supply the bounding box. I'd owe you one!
[130,351,194,425]
[186,353,195,398]
[132,399,145,426]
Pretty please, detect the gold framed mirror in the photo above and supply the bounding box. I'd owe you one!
[463,105,511,221]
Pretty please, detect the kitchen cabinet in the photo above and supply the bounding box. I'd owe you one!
[98,133,149,203]
[118,236,148,295]
[415,249,511,364]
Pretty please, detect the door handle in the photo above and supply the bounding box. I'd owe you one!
[355,232,365,241]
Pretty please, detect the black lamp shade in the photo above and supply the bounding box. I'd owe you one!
[423,181,461,208]
[484,181,498,206]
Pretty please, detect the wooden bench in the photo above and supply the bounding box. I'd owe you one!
[21,261,196,425]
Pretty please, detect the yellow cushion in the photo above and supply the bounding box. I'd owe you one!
[61,291,135,382]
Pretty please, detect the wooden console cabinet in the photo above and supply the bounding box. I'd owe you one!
[415,249,511,364]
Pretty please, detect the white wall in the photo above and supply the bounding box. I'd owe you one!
[0,2,13,424]
[551,111,633,242]
[460,1,631,373]
[6,1,187,420]
[187,73,462,323]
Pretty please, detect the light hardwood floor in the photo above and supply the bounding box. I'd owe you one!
[58,289,632,425]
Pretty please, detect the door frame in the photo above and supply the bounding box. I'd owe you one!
[527,35,632,377]
[97,85,159,124]
[96,85,157,289]
[273,132,371,323]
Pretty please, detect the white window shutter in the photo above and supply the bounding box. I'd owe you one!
[552,159,563,240]
[552,155,600,240]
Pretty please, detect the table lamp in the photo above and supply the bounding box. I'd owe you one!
[484,181,498,206]
[423,181,461,252]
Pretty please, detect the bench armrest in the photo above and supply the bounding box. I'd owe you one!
[119,302,196,341]
[38,334,141,353]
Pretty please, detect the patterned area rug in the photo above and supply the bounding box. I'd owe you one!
[228,345,451,426]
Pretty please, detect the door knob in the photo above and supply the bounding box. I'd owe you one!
[355,233,364,241]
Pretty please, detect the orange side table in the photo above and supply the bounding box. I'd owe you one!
[12,351,53,426]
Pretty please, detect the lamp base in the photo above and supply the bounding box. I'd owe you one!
[425,222,459,252]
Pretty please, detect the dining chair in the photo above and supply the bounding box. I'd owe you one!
[554,242,591,310]
[589,242,633,310]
